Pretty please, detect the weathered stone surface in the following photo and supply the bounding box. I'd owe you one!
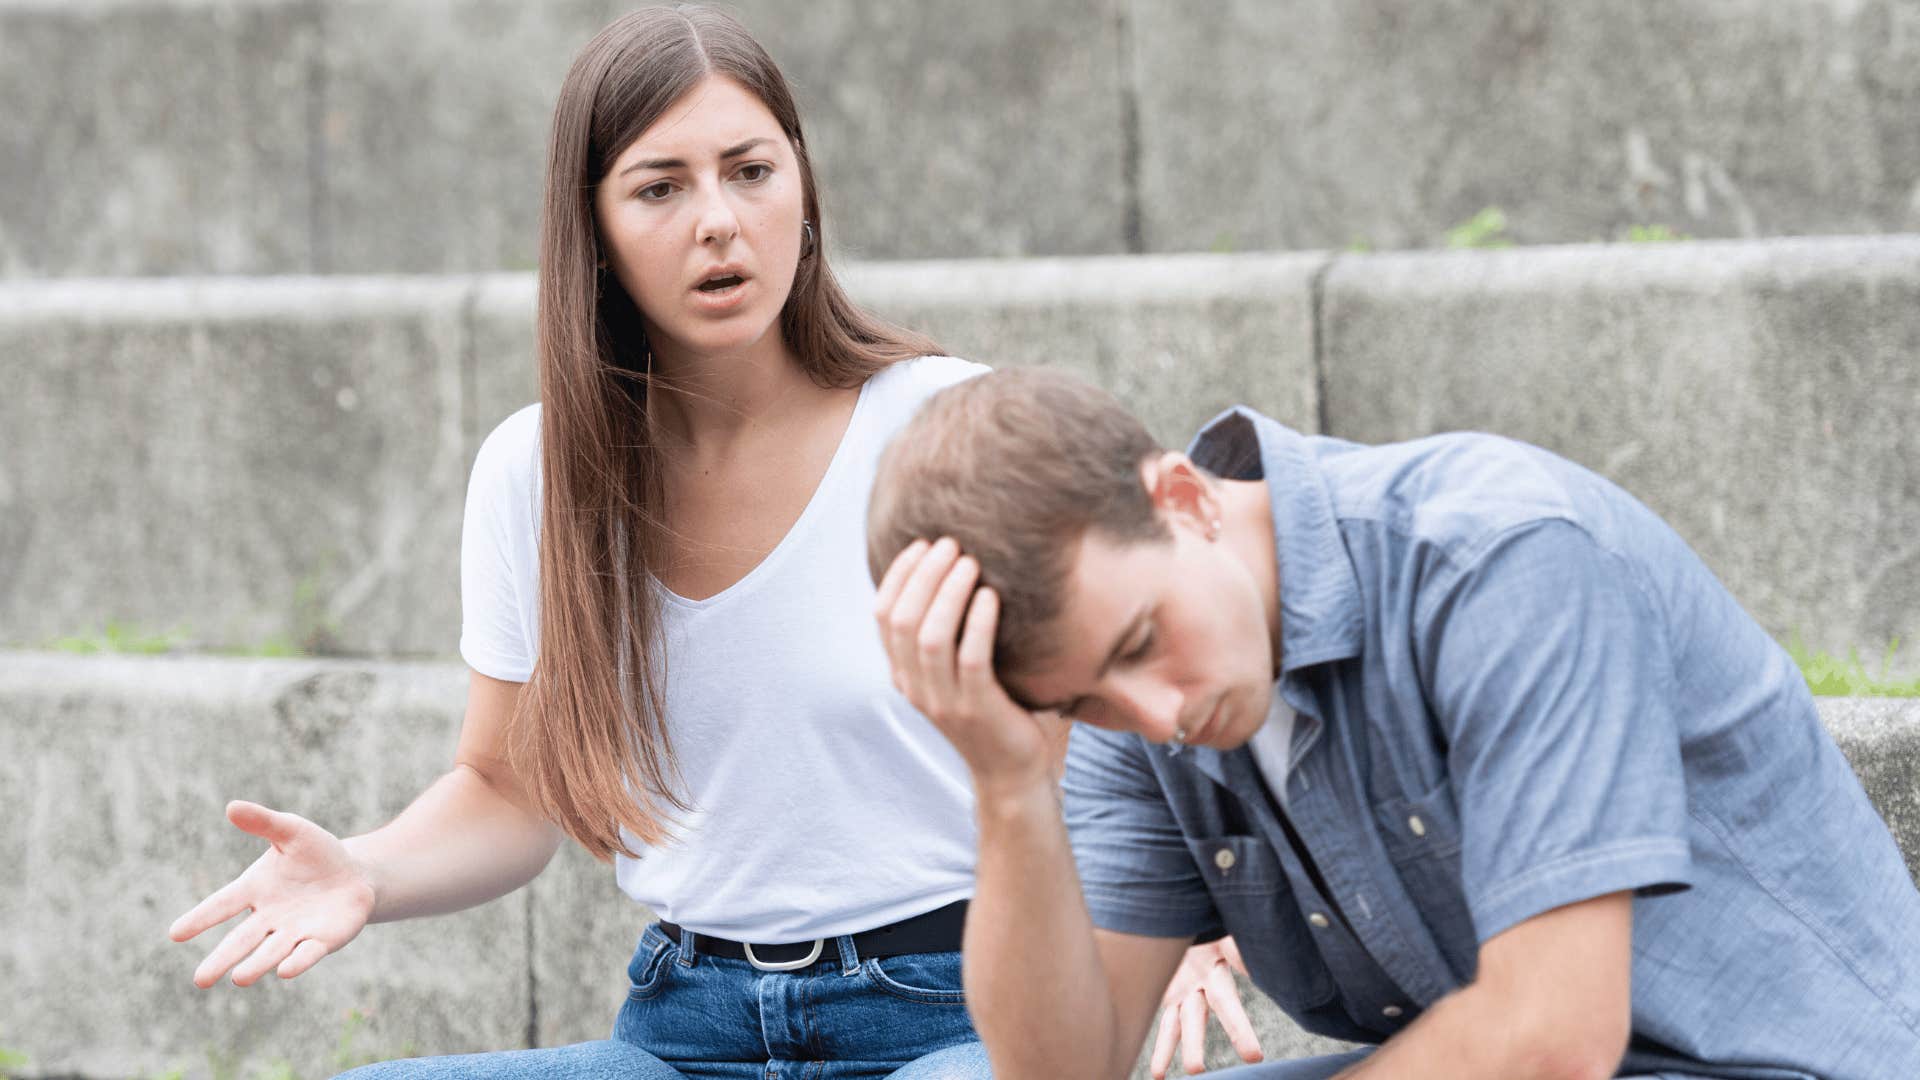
[0,652,524,1079]
[0,0,1127,277]
[1824,697,1920,885]
[314,0,611,275]
[527,841,655,1049]
[843,253,1325,447]
[1129,0,1920,253]
[729,0,1129,260]
[0,0,320,277]
[0,276,473,659]
[1321,236,1920,678]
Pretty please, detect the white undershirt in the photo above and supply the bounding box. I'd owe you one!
[1244,687,1297,808]
[459,356,989,940]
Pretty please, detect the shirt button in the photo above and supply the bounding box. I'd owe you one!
[1382,1005,1404,1018]
[1213,848,1236,871]
[1407,815,1426,838]
[1307,912,1331,929]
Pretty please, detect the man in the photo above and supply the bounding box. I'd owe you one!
[866,368,1920,1079]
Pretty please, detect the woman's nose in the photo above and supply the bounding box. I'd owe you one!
[695,185,740,246]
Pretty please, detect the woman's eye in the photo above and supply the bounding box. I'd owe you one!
[637,181,674,201]
[737,163,772,183]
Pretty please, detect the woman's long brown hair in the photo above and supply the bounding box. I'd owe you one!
[520,4,939,860]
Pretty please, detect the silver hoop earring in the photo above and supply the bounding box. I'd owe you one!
[800,219,816,258]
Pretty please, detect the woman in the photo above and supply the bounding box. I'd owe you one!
[169,6,1248,1077]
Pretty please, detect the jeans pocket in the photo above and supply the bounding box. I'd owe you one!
[861,951,968,1005]
[626,926,677,1001]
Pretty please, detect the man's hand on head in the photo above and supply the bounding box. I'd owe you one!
[874,537,1064,801]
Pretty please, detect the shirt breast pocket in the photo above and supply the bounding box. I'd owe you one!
[1372,782,1477,979]
[1183,834,1337,1012]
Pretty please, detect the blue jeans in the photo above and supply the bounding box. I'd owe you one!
[336,924,988,1079]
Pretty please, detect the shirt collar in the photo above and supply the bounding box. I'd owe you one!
[1186,407,1365,674]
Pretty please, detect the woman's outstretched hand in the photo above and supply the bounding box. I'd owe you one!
[168,800,377,988]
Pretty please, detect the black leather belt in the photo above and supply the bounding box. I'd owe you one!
[659,899,968,971]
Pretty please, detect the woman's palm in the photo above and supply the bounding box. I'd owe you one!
[169,800,375,987]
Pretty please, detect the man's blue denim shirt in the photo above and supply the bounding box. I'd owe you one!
[1063,408,1920,1078]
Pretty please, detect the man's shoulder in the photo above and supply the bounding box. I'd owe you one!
[1319,431,1605,565]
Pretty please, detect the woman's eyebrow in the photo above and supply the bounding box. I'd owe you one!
[620,138,771,177]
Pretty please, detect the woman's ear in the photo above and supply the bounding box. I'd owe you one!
[1139,452,1220,538]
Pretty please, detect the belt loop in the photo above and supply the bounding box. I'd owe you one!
[836,933,861,976]
[677,930,699,968]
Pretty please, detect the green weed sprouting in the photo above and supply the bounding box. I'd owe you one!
[49,619,186,654]
[1446,207,1512,249]
[1624,223,1689,243]
[1790,635,1920,698]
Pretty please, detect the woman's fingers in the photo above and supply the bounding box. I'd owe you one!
[1203,959,1264,1065]
[276,938,330,981]
[230,928,300,987]
[169,876,251,943]
[191,910,269,989]
[227,801,323,859]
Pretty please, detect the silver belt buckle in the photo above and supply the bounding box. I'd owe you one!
[742,938,824,972]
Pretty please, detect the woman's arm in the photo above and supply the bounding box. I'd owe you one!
[349,670,565,922]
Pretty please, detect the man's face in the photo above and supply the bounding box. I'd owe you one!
[1007,523,1276,751]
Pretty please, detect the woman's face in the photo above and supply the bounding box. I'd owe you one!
[594,74,806,361]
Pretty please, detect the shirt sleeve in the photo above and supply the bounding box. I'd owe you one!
[1062,725,1220,941]
[458,411,536,683]
[1417,518,1693,943]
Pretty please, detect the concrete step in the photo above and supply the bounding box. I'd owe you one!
[3,239,1916,675]
[3,1,1918,276]
[0,651,1914,1078]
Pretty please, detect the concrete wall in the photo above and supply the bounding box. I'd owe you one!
[0,255,1323,659]
[4,238,1915,673]
[2,651,1914,1078]
[5,1,1920,276]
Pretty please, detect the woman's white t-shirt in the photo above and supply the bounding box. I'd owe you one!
[459,355,988,941]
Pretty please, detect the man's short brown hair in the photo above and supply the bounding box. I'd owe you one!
[867,368,1168,681]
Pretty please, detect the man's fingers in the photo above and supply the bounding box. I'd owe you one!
[191,910,267,989]
[873,538,929,617]
[1220,935,1250,977]
[915,555,981,696]
[1204,962,1265,1063]
[954,586,1000,683]
[1149,1002,1181,1080]
[882,538,960,672]
[1180,988,1208,1075]
[277,938,330,980]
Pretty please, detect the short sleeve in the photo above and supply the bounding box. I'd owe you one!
[459,407,539,683]
[1062,725,1218,941]
[1419,519,1693,943]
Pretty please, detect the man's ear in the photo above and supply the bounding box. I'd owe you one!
[1139,452,1219,536]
